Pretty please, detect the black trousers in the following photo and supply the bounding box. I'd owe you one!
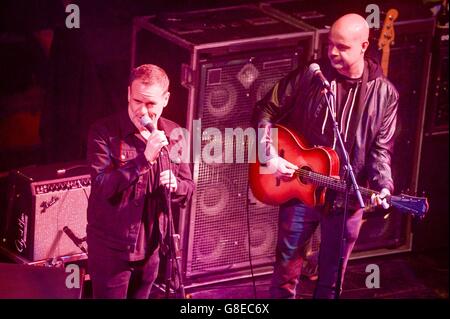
[88,242,160,299]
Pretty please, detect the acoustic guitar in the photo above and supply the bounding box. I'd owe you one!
[248,125,429,218]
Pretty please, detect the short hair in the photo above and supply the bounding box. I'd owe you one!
[129,64,170,92]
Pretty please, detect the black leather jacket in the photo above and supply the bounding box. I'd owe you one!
[86,111,194,252]
[252,57,399,195]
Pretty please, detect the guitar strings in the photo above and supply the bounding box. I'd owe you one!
[293,168,375,198]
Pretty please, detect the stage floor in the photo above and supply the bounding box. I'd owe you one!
[0,248,447,299]
[152,249,448,299]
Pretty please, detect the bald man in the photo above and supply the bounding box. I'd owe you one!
[253,13,398,298]
[328,14,370,77]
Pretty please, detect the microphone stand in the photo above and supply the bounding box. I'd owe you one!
[158,147,186,299]
[322,87,365,299]
[63,226,87,254]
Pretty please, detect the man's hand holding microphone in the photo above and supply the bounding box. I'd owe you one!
[141,114,177,193]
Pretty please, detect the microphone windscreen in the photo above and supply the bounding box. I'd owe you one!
[309,63,320,73]
[140,114,155,132]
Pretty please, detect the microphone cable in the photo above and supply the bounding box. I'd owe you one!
[245,183,258,299]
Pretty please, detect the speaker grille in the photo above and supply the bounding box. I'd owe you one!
[32,185,90,260]
[187,50,300,277]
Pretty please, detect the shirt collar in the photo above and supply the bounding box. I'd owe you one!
[119,110,139,137]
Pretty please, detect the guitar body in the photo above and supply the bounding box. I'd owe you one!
[249,125,340,207]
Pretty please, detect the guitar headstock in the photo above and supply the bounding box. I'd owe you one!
[378,9,399,49]
[390,193,429,219]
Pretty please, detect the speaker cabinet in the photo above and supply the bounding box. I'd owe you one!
[1,162,90,261]
[425,19,448,134]
[132,4,314,284]
[414,133,449,252]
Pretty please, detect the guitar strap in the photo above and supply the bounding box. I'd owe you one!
[326,61,369,211]
[344,60,369,156]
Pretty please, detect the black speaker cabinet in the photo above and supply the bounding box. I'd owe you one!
[425,19,448,134]
[260,0,435,258]
[414,133,449,252]
[1,162,90,261]
[132,4,314,284]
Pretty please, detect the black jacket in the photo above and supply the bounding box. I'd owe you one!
[252,57,398,195]
[86,111,194,252]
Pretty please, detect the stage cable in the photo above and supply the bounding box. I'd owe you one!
[245,183,258,298]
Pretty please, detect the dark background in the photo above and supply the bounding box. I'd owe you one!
[0,0,447,257]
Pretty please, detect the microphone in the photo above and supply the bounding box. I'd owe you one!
[63,226,87,253]
[140,114,156,133]
[309,63,331,90]
[140,114,169,154]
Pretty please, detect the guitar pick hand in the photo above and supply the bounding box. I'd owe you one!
[267,156,299,181]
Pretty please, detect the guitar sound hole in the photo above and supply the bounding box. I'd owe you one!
[298,166,312,184]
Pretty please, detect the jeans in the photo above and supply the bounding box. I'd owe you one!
[270,201,364,299]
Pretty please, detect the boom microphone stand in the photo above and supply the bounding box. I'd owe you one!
[321,86,365,299]
[158,148,186,299]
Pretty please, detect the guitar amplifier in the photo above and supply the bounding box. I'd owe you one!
[1,161,91,261]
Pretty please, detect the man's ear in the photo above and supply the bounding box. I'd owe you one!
[164,91,170,107]
[127,86,131,103]
[361,41,369,54]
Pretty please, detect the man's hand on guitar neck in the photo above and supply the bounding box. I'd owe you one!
[370,188,391,210]
[267,156,299,181]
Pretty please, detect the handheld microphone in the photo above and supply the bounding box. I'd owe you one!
[140,114,156,133]
[140,114,169,153]
[309,63,331,90]
[63,226,87,253]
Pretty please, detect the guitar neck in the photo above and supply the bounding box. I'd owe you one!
[378,8,398,77]
[298,169,376,200]
[381,47,390,77]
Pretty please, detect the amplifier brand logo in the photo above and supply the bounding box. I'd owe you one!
[14,213,28,253]
[40,196,59,214]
